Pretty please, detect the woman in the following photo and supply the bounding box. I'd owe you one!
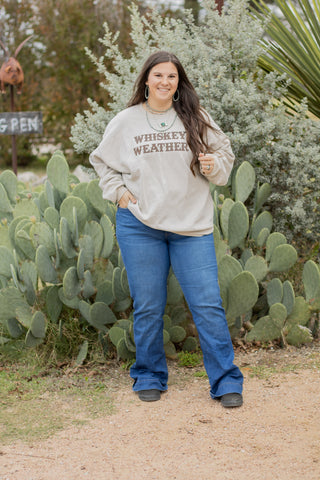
[90,51,243,407]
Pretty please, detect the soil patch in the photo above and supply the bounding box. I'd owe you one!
[1,344,320,480]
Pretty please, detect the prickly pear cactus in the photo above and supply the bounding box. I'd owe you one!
[0,154,318,355]
[107,311,189,361]
[0,151,124,353]
[211,160,317,347]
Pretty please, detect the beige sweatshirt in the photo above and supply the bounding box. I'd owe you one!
[89,104,234,236]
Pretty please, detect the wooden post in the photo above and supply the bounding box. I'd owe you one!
[215,0,224,15]
[10,85,18,175]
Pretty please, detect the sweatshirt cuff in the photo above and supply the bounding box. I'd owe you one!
[116,186,129,203]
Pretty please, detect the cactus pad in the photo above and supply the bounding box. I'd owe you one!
[266,232,287,262]
[44,180,55,209]
[286,325,313,346]
[116,337,135,360]
[63,266,81,299]
[100,215,114,259]
[163,314,172,331]
[113,297,132,312]
[302,260,320,305]
[267,278,283,307]
[124,330,136,352]
[246,315,282,342]
[0,183,13,213]
[218,254,242,309]
[170,305,187,326]
[82,270,96,298]
[112,266,128,301]
[60,217,77,259]
[220,198,234,240]
[120,268,130,297]
[108,326,125,346]
[287,296,311,327]
[13,198,40,221]
[234,161,255,203]
[44,207,60,230]
[228,201,249,249]
[254,182,271,214]
[282,280,295,316]
[62,196,88,233]
[0,246,15,278]
[78,300,90,322]
[116,319,132,331]
[182,336,198,352]
[244,255,268,283]
[86,179,109,214]
[46,286,62,323]
[0,224,11,250]
[169,325,187,343]
[89,301,117,330]
[226,271,259,320]
[6,317,24,338]
[0,170,17,204]
[58,287,80,309]
[30,222,56,256]
[251,211,273,244]
[269,302,287,327]
[164,340,177,358]
[96,280,114,305]
[256,227,270,247]
[35,245,58,284]
[269,244,297,272]
[30,311,46,338]
[163,329,170,345]
[47,151,70,194]
[79,235,94,270]
[16,228,35,261]
[25,329,44,347]
[84,221,103,258]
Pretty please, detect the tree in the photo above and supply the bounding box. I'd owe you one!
[0,0,145,168]
[251,0,320,119]
[33,0,143,163]
[0,0,42,166]
[184,0,201,22]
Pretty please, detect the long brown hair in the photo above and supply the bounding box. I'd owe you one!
[127,51,219,175]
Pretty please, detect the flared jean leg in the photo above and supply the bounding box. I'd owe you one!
[168,232,243,398]
[116,209,170,392]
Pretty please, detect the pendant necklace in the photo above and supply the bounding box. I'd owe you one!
[145,101,177,132]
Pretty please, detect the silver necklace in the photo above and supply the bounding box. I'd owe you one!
[145,101,173,114]
[145,102,177,132]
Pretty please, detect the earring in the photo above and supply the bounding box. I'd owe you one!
[173,89,180,102]
[145,85,149,100]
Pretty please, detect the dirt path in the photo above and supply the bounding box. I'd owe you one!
[1,346,320,480]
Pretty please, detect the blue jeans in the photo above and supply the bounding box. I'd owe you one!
[116,208,243,399]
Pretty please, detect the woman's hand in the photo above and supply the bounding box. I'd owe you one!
[199,152,215,175]
[118,190,137,208]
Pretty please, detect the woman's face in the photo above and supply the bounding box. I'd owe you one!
[145,62,179,107]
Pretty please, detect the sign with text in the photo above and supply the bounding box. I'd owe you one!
[0,111,43,135]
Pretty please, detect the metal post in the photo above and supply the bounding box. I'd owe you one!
[10,84,17,175]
